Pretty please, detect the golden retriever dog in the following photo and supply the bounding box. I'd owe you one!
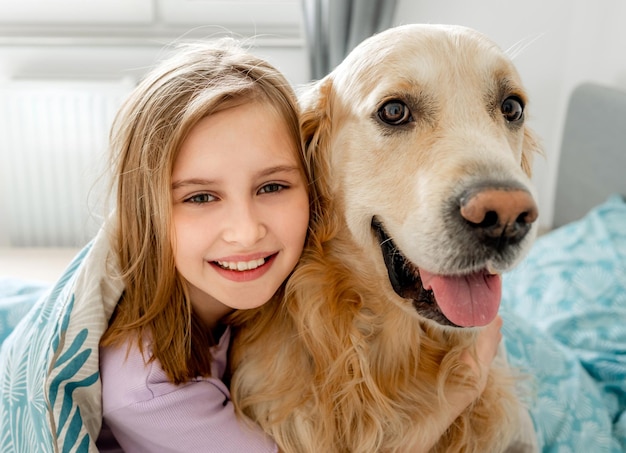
[230,24,540,452]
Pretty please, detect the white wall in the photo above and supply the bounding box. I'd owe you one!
[0,0,309,85]
[392,0,626,229]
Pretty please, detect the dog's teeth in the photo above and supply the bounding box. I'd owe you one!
[486,263,498,275]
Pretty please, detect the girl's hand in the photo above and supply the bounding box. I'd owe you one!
[460,315,503,395]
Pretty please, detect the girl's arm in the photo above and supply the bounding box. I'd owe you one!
[99,338,277,453]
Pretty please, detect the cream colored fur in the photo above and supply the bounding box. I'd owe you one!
[230,24,541,452]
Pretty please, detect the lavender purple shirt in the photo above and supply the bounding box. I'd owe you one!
[98,327,277,453]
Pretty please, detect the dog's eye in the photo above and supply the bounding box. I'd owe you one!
[378,100,412,125]
[501,97,524,122]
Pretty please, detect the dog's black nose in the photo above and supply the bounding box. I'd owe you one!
[459,186,538,246]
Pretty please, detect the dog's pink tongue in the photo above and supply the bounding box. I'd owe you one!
[419,269,501,327]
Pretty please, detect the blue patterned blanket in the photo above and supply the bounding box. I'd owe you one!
[1,196,625,452]
[0,227,123,452]
[501,194,626,452]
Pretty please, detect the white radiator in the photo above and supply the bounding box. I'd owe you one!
[0,79,133,247]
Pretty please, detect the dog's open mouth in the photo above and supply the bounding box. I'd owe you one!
[371,217,501,328]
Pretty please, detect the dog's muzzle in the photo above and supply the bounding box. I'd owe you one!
[371,217,458,327]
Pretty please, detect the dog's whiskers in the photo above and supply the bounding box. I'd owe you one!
[506,33,545,60]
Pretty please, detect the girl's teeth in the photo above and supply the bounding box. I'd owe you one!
[217,258,266,271]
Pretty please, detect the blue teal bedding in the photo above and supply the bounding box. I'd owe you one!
[501,194,626,452]
[0,277,49,344]
[1,195,625,452]
[0,227,123,453]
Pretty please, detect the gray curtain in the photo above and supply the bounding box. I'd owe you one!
[301,0,397,80]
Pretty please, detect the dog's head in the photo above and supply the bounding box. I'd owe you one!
[301,24,541,329]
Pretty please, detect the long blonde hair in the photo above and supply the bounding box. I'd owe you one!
[101,39,316,384]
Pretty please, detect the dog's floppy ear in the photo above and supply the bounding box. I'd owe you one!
[520,125,542,177]
[300,77,336,232]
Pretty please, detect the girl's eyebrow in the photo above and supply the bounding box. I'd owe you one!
[257,164,301,178]
[171,165,301,190]
[171,178,216,190]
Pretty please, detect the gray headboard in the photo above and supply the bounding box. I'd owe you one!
[553,82,626,228]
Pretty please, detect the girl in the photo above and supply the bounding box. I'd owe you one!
[0,39,502,453]
[0,39,309,453]
[96,40,312,452]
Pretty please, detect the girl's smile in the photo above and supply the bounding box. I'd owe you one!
[212,253,278,282]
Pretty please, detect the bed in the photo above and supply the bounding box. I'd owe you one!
[0,247,80,343]
[0,82,625,450]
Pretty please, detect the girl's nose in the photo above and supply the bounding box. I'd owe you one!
[222,202,267,247]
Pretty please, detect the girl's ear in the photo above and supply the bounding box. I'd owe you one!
[521,125,542,177]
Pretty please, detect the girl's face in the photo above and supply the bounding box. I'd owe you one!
[171,101,309,329]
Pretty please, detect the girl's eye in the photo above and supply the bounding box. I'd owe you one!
[259,183,286,194]
[184,193,216,204]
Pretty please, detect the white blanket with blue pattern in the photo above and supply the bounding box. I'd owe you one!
[1,196,625,452]
[0,227,123,452]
